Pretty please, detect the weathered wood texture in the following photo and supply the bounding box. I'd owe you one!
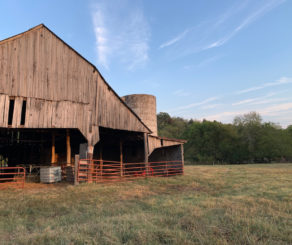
[0,25,149,145]
[97,76,148,132]
[148,135,162,156]
[148,135,184,156]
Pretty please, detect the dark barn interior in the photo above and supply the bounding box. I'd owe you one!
[0,129,86,168]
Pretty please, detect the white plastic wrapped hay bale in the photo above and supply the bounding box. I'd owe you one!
[40,166,61,183]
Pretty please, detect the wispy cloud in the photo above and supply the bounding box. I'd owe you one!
[232,98,258,106]
[171,97,219,112]
[159,29,189,49]
[233,0,286,33]
[92,8,109,68]
[183,55,223,71]
[201,104,222,110]
[213,0,250,28]
[236,77,292,94]
[168,74,291,127]
[92,0,150,70]
[202,102,292,124]
[203,0,286,50]
[161,0,286,60]
[249,98,289,106]
[232,92,282,106]
[173,89,190,97]
[197,55,223,68]
[233,97,288,106]
[260,103,292,116]
[203,33,234,50]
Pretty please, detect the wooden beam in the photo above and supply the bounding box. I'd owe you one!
[87,145,94,159]
[87,145,94,183]
[120,140,123,177]
[51,131,55,164]
[143,133,149,176]
[181,144,184,175]
[66,129,71,166]
[74,154,79,185]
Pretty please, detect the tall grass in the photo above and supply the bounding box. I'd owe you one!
[0,164,291,244]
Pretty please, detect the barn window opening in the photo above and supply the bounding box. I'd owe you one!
[20,100,27,126]
[8,98,15,126]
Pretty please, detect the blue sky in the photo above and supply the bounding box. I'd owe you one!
[1,0,292,127]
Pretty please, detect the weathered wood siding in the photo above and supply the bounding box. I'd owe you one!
[0,27,93,103]
[148,135,183,156]
[163,139,183,147]
[97,74,148,132]
[148,135,162,155]
[0,25,149,145]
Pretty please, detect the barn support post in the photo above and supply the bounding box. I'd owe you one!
[87,145,94,183]
[66,129,71,166]
[143,133,149,176]
[87,145,94,159]
[51,131,56,165]
[180,144,184,175]
[120,140,123,177]
[74,154,79,185]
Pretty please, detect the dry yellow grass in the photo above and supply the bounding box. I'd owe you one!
[0,164,291,244]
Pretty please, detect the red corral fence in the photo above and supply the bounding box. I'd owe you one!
[77,159,183,183]
[0,167,26,189]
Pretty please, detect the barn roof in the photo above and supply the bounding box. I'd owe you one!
[0,24,152,134]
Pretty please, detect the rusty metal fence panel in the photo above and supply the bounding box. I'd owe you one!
[77,159,183,183]
[0,167,26,189]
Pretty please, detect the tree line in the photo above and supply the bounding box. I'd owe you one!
[157,111,292,164]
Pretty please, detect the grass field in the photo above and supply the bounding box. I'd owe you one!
[0,164,291,245]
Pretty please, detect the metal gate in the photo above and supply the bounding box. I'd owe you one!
[77,159,183,183]
[0,167,25,189]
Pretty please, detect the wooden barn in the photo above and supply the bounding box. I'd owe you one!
[0,24,185,184]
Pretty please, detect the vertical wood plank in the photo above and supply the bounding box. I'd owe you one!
[0,94,5,126]
[12,97,23,127]
[74,154,79,185]
[66,129,71,166]
[180,144,184,175]
[51,131,55,164]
